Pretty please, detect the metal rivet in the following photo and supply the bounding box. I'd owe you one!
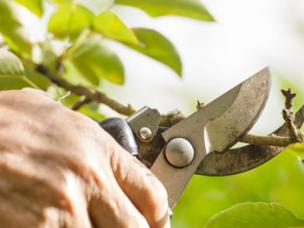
[165,138,194,168]
[139,127,152,141]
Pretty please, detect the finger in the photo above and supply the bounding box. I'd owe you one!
[0,154,92,228]
[88,167,149,228]
[111,145,170,228]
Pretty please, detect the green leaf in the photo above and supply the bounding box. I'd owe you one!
[0,0,31,54]
[286,143,304,164]
[78,105,106,121]
[115,0,214,21]
[0,49,24,77]
[70,36,124,85]
[0,77,32,90]
[62,61,93,86]
[127,28,182,76]
[205,202,304,228]
[48,3,93,39]
[92,11,138,45]
[24,69,51,90]
[14,0,43,17]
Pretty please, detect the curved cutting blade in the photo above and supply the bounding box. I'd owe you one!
[151,67,271,208]
[196,105,304,176]
[204,67,271,153]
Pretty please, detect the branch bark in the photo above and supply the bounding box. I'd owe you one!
[240,134,295,147]
[36,65,136,116]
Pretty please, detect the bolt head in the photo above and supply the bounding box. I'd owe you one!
[165,138,194,168]
[139,127,152,141]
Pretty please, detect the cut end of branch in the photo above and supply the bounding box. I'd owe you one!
[281,88,304,143]
[281,88,296,110]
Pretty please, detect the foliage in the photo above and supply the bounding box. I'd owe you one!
[172,148,304,227]
[0,0,214,114]
[0,0,214,87]
[0,0,304,227]
[205,202,304,228]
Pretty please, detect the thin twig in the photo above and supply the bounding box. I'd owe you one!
[196,100,204,110]
[36,65,136,116]
[72,97,92,110]
[240,134,294,147]
[281,89,304,142]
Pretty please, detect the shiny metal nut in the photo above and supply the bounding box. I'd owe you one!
[165,138,194,168]
[139,127,152,140]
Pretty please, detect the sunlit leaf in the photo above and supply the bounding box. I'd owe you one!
[70,36,124,85]
[0,49,24,77]
[63,61,93,86]
[205,202,304,228]
[48,3,93,39]
[35,39,67,72]
[115,0,214,21]
[127,28,182,76]
[75,0,113,15]
[14,0,43,17]
[92,11,138,45]
[0,0,31,54]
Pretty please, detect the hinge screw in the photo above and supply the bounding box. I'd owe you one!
[139,127,152,141]
[165,138,194,168]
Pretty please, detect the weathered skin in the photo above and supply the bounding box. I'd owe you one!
[0,91,169,228]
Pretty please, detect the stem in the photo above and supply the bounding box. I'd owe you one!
[72,97,91,110]
[36,65,136,116]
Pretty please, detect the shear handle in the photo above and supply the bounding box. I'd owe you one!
[99,118,138,156]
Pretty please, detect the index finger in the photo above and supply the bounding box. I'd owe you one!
[111,144,170,228]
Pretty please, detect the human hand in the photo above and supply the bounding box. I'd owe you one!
[0,90,169,228]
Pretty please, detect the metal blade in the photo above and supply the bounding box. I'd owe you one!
[204,67,271,153]
[151,67,271,208]
[196,105,304,176]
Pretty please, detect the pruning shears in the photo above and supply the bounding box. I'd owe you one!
[99,67,304,209]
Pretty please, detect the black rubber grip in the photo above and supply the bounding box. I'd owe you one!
[99,118,138,156]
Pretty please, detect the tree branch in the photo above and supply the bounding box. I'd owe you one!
[240,89,304,147]
[160,90,304,148]
[36,64,304,148]
[35,65,136,116]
